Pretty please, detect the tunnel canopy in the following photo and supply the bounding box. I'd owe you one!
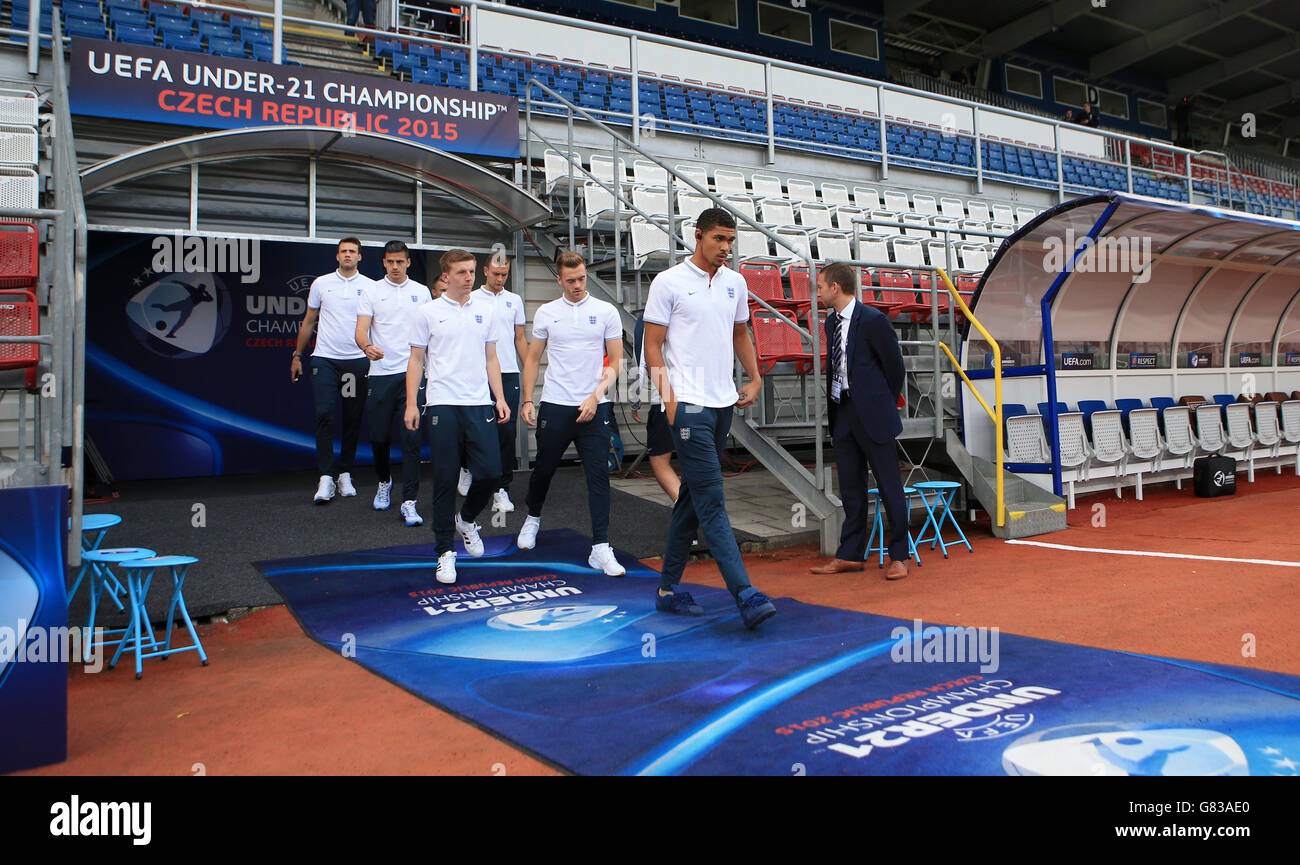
[963,192,1300,373]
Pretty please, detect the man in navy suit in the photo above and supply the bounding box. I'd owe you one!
[809,262,910,580]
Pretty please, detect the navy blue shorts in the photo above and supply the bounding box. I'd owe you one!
[646,405,673,457]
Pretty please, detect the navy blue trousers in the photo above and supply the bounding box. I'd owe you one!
[525,401,612,544]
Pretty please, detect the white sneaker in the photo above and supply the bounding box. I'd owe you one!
[435,551,457,584]
[588,542,626,576]
[400,500,423,526]
[338,472,357,497]
[314,475,336,504]
[457,467,472,496]
[373,479,392,510]
[517,515,541,550]
[492,488,515,513]
[455,514,485,557]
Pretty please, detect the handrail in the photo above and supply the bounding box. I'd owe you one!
[935,268,1003,527]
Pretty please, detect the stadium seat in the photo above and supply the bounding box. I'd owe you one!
[1222,402,1257,481]
[1194,404,1226,455]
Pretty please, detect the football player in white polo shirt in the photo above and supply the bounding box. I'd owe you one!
[459,253,529,512]
[516,252,625,574]
[355,240,431,526]
[405,249,510,585]
[643,208,776,629]
[291,237,374,504]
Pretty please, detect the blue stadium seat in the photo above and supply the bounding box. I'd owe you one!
[390,52,421,75]
[412,67,438,86]
[63,0,103,18]
[250,43,287,63]
[66,18,108,38]
[153,14,191,36]
[109,7,147,27]
[114,24,154,45]
[162,30,200,52]
[373,36,402,60]
[190,8,225,25]
[197,21,234,42]
[65,17,106,38]
[207,36,245,58]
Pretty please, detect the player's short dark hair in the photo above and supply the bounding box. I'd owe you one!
[440,248,476,274]
[696,207,737,235]
[338,237,362,253]
[383,240,409,258]
[556,251,586,272]
[820,262,858,295]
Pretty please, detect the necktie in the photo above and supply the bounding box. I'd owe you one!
[830,312,843,397]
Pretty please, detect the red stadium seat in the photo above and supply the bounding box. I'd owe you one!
[0,222,38,289]
[871,270,927,319]
[752,310,802,374]
[740,263,791,310]
[0,288,39,389]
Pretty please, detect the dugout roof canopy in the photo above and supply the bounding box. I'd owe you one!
[964,192,1300,371]
[80,125,551,233]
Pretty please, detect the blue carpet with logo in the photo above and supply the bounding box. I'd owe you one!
[257,529,1300,776]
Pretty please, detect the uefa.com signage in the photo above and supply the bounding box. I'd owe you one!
[69,39,520,159]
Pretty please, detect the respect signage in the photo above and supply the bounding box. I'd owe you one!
[70,38,519,159]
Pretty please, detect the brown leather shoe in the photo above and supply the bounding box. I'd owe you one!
[885,559,909,581]
[810,558,865,574]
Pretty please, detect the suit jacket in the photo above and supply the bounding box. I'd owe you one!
[824,299,905,444]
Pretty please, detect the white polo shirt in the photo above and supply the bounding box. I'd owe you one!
[357,277,431,376]
[642,258,749,409]
[532,294,622,407]
[307,270,372,361]
[409,293,497,406]
[472,286,526,374]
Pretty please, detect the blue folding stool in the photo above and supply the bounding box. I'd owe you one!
[912,480,972,558]
[79,547,155,663]
[68,513,124,606]
[112,555,209,680]
[865,486,921,567]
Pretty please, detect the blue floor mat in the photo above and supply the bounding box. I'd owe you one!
[258,529,1300,776]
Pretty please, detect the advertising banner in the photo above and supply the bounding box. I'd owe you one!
[85,231,429,479]
[70,38,520,159]
[0,486,68,775]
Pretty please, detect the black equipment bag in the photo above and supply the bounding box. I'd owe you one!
[1193,455,1236,497]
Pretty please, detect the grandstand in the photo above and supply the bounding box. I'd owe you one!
[0,0,1294,538]
[3,0,1300,783]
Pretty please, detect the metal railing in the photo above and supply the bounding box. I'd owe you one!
[522,77,831,494]
[935,268,1004,527]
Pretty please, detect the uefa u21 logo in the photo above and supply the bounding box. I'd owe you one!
[486,604,619,632]
[0,543,39,685]
[1002,726,1249,776]
[125,272,233,359]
